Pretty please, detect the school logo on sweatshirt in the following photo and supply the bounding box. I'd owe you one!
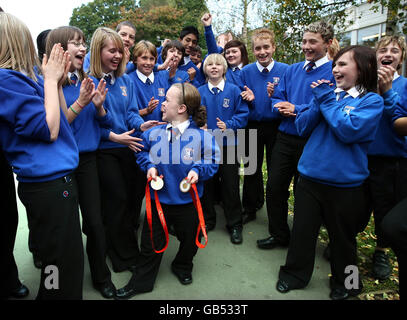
[183,147,194,161]
[273,77,280,85]
[120,86,127,97]
[343,106,355,115]
[223,98,230,108]
[158,88,165,97]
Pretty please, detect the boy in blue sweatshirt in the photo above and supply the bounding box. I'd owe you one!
[199,53,249,244]
[239,28,288,225]
[116,83,219,299]
[277,45,384,300]
[259,21,335,250]
[366,35,407,280]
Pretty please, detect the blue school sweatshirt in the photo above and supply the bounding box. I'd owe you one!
[368,76,407,157]
[84,52,135,74]
[136,122,219,205]
[63,81,113,153]
[273,61,335,136]
[240,61,288,122]
[295,83,384,187]
[128,70,172,121]
[91,74,145,149]
[0,69,79,182]
[198,81,249,145]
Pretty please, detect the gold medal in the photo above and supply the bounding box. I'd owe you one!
[150,176,164,191]
[179,178,191,193]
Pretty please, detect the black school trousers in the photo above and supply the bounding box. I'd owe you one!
[97,147,145,272]
[0,151,21,299]
[127,202,200,292]
[367,156,407,248]
[265,131,307,242]
[279,177,368,290]
[242,120,280,214]
[18,175,84,300]
[74,151,111,286]
[382,196,407,300]
[202,145,242,230]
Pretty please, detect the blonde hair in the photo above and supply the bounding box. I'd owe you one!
[0,12,40,81]
[376,35,407,71]
[251,28,275,48]
[304,21,334,43]
[45,26,87,84]
[132,40,157,64]
[89,27,126,79]
[202,53,228,80]
[328,38,340,60]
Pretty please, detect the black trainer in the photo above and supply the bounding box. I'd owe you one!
[372,250,391,280]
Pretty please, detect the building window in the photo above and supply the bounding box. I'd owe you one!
[357,24,386,47]
[338,32,351,47]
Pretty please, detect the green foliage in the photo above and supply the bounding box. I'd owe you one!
[110,6,184,45]
[69,0,137,43]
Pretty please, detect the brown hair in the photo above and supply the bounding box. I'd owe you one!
[251,28,275,48]
[173,83,206,127]
[132,40,157,64]
[45,26,87,84]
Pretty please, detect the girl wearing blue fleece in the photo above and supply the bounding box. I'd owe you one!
[45,26,117,299]
[277,46,384,300]
[366,36,407,281]
[0,13,83,299]
[116,83,219,299]
[198,53,249,244]
[88,27,159,273]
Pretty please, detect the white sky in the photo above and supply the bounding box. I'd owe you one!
[1,0,92,46]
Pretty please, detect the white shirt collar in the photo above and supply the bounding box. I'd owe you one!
[102,72,116,85]
[334,86,360,100]
[303,55,330,69]
[183,56,191,65]
[256,60,274,73]
[208,79,225,93]
[136,69,154,84]
[166,119,191,140]
[394,72,400,81]
[232,63,244,71]
[68,70,80,86]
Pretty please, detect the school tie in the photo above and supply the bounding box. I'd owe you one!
[104,74,112,85]
[337,91,347,101]
[262,68,269,74]
[146,78,152,85]
[234,67,240,72]
[212,87,219,95]
[70,73,78,85]
[305,61,316,73]
[168,127,180,143]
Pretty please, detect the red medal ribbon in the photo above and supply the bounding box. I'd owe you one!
[145,177,169,253]
[145,177,208,253]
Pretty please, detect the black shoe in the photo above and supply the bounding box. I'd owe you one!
[230,227,243,244]
[276,279,291,293]
[323,244,330,262]
[242,212,256,224]
[9,284,29,299]
[329,287,361,300]
[372,250,391,280]
[33,253,42,269]
[128,265,137,273]
[257,236,288,249]
[115,285,139,300]
[171,266,193,285]
[96,282,116,299]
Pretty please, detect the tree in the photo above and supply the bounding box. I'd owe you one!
[110,5,185,45]
[369,0,407,34]
[69,0,137,42]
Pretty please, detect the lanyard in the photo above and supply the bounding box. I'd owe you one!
[145,177,208,253]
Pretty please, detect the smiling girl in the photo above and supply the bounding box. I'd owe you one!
[88,27,159,274]
[45,26,117,299]
[276,45,384,300]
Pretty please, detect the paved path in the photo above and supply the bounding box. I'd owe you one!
[13,192,333,301]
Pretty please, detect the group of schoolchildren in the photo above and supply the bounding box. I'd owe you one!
[1,7,406,301]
